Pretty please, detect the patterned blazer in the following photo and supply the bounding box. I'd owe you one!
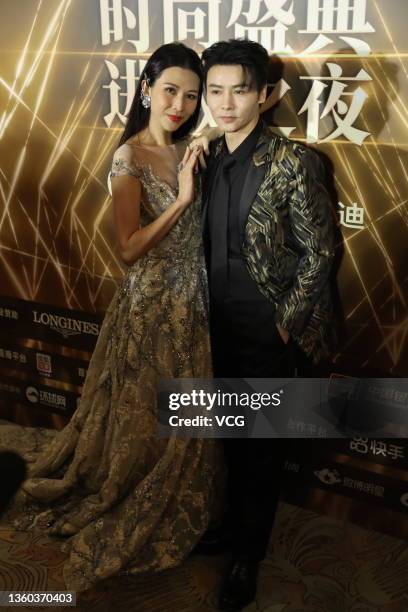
[203,122,336,363]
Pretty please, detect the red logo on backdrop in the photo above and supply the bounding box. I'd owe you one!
[36,352,52,377]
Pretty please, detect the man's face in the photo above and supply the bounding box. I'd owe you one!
[205,64,266,134]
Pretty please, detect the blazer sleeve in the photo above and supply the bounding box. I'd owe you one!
[274,147,335,336]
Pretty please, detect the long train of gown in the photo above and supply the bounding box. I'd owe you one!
[0,141,224,591]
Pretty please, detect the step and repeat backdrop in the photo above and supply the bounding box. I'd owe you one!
[0,1,407,521]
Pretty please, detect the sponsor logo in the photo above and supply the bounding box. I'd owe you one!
[0,382,20,396]
[25,384,66,409]
[284,460,300,473]
[314,468,342,485]
[39,390,66,409]
[36,352,52,376]
[400,493,408,508]
[26,386,39,403]
[32,311,99,338]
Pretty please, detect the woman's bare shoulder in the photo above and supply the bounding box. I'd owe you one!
[111,143,142,179]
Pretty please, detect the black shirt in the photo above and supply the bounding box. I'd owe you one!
[227,118,264,256]
[208,118,264,257]
[207,119,274,306]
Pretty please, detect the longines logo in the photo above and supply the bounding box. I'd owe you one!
[32,310,99,338]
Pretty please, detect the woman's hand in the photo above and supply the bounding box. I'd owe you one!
[177,144,202,207]
[190,127,223,169]
[111,144,203,266]
[189,135,210,169]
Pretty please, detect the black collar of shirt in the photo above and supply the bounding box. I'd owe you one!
[220,118,264,167]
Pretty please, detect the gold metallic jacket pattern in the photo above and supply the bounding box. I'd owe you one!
[205,124,336,363]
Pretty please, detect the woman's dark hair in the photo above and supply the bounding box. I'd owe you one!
[201,39,269,92]
[118,42,203,147]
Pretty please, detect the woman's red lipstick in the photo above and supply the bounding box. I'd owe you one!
[168,115,182,123]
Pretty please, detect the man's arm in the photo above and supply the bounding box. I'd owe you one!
[275,147,335,338]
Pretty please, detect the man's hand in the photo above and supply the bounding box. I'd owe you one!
[276,323,290,345]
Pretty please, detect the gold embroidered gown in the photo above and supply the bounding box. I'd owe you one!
[0,141,223,591]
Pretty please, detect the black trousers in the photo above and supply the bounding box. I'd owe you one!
[210,297,298,561]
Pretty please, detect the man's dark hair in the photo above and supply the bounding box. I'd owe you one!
[201,39,269,92]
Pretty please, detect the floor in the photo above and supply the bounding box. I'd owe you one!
[1,500,407,612]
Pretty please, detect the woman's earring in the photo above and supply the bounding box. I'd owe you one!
[140,92,151,109]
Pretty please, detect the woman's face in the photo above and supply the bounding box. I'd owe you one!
[143,66,200,134]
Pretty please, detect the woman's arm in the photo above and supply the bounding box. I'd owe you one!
[112,145,201,266]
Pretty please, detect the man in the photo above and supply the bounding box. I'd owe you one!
[200,40,335,611]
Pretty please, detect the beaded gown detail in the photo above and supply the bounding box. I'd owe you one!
[0,142,222,591]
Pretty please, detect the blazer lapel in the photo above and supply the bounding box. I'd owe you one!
[238,124,273,245]
[238,161,267,246]
[201,139,223,232]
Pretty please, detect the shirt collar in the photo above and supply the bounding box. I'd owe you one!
[221,118,264,166]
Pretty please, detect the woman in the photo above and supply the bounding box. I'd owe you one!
[0,43,223,591]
